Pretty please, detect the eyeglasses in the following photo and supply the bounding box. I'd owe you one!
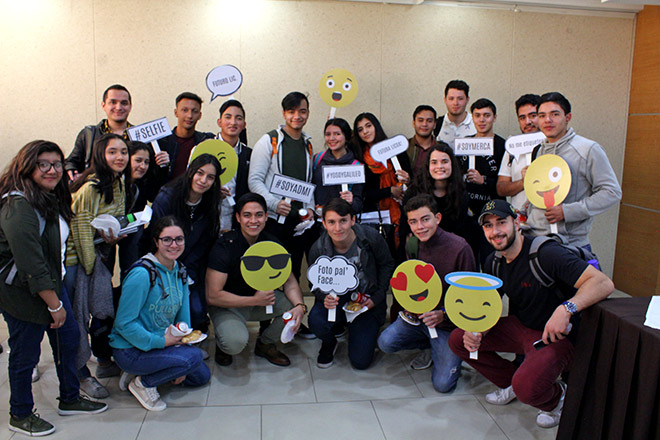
[37,161,63,173]
[241,254,291,271]
[158,236,185,246]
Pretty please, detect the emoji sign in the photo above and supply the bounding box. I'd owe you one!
[524,154,571,209]
[390,260,443,314]
[240,241,292,291]
[318,68,358,108]
[444,272,503,333]
[189,139,238,186]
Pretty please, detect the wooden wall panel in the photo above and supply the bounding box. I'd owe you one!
[621,115,660,210]
[613,205,660,296]
[629,6,660,114]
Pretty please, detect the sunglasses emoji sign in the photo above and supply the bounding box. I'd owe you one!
[444,272,503,359]
[241,241,291,313]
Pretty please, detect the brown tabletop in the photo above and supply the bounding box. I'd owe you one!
[557,297,660,440]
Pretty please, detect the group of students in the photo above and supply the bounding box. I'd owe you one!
[0,81,620,436]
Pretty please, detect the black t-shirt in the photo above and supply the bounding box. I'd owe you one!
[484,237,589,331]
[207,229,282,297]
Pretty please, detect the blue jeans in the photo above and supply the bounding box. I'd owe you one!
[308,300,380,370]
[378,317,462,393]
[3,290,80,417]
[188,282,209,332]
[113,345,210,388]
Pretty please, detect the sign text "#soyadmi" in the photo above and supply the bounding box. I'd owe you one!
[269,174,316,203]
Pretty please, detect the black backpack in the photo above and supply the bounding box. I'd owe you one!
[491,234,598,288]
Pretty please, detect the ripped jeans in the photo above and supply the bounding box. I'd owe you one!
[378,317,462,393]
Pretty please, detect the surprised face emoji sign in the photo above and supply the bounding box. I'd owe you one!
[389,260,443,314]
[318,68,358,108]
[524,154,571,209]
[240,241,292,291]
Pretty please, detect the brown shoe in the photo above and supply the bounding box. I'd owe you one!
[255,339,290,367]
[214,347,233,366]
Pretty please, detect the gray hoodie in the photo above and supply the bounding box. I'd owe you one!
[525,127,621,247]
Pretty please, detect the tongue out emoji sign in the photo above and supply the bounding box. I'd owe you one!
[390,260,443,314]
[523,154,571,210]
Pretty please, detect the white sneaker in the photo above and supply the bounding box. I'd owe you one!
[128,376,166,411]
[410,350,433,370]
[485,385,517,405]
[536,381,566,428]
[31,366,40,383]
[119,371,135,392]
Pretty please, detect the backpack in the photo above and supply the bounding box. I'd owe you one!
[128,258,188,298]
[491,234,599,288]
[406,235,420,260]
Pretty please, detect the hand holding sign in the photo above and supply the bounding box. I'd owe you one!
[523,154,571,234]
[444,272,503,359]
[240,241,292,315]
[127,117,173,168]
[319,68,358,118]
[206,65,243,102]
[390,260,443,338]
[307,256,359,322]
[369,135,409,191]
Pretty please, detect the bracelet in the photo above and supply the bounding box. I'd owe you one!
[294,303,308,314]
[48,300,63,313]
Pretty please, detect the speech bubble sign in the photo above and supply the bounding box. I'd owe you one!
[369,135,408,166]
[390,260,443,315]
[240,241,292,291]
[322,164,365,186]
[189,139,238,186]
[269,174,316,204]
[127,117,172,144]
[523,154,572,209]
[505,132,546,160]
[318,68,358,108]
[444,272,502,333]
[455,138,494,157]
[206,65,243,102]
[307,255,358,295]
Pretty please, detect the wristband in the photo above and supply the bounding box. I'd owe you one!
[295,303,308,314]
[48,300,63,313]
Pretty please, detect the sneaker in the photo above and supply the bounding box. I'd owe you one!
[119,371,135,392]
[317,339,338,368]
[95,361,121,378]
[9,411,55,437]
[214,347,233,366]
[536,381,567,428]
[296,323,316,340]
[199,348,210,361]
[58,395,108,416]
[128,376,166,411]
[32,366,41,383]
[79,376,109,399]
[485,385,517,405]
[255,339,291,367]
[410,350,433,370]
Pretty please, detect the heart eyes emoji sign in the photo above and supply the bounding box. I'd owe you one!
[390,260,443,314]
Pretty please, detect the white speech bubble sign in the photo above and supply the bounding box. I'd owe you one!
[455,138,494,157]
[127,117,172,144]
[307,256,358,295]
[322,164,365,186]
[369,135,408,166]
[269,174,316,204]
[206,65,243,102]
[505,132,546,160]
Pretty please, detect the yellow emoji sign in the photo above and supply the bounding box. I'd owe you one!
[189,139,238,186]
[524,154,571,209]
[389,260,443,314]
[444,272,502,333]
[318,68,358,108]
[240,241,292,291]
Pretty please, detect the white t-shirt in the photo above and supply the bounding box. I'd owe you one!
[436,112,477,148]
[498,151,530,212]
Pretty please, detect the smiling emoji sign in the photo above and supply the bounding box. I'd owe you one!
[444,272,502,333]
[240,241,291,291]
[524,154,571,209]
[189,139,239,186]
[390,260,443,314]
[318,68,358,108]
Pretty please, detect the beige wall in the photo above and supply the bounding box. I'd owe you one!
[0,0,634,275]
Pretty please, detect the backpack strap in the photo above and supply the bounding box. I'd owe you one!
[491,250,504,281]
[268,129,279,158]
[313,150,327,172]
[531,144,542,161]
[528,236,559,288]
[406,235,419,260]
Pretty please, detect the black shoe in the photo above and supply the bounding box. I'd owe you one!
[255,340,290,367]
[317,339,338,368]
[296,324,316,340]
[214,347,233,366]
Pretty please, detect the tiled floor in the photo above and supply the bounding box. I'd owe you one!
[0,304,562,440]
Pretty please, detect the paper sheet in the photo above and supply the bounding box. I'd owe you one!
[644,296,660,330]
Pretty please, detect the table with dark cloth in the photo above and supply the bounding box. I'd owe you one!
[557,296,660,440]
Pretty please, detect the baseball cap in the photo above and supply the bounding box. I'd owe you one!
[478,199,517,225]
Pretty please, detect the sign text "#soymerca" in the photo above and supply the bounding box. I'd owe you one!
[454,138,494,156]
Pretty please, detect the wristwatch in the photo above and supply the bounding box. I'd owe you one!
[562,301,578,315]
